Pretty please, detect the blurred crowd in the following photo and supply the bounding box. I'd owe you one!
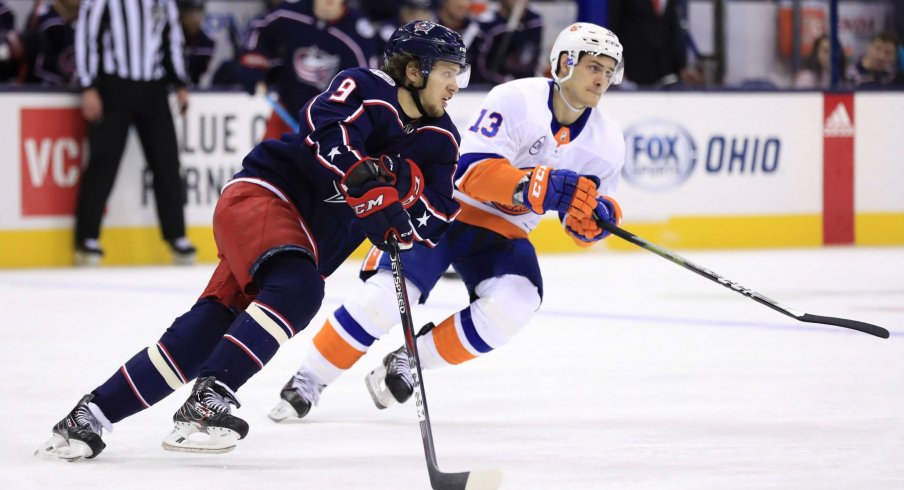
[0,0,901,91]
[0,0,547,91]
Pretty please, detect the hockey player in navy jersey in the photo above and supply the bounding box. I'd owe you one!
[36,20,470,460]
[241,0,377,140]
[269,23,626,421]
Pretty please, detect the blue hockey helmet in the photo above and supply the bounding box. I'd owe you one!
[384,20,470,88]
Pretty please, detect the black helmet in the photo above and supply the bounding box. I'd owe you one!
[384,20,470,88]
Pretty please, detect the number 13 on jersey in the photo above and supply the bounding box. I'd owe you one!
[468,109,503,138]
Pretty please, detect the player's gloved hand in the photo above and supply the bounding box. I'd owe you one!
[522,165,598,218]
[343,155,425,209]
[389,155,425,209]
[342,158,416,252]
[564,195,622,244]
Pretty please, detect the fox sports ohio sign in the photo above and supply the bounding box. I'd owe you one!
[621,120,697,191]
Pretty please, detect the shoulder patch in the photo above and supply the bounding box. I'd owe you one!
[356,18,375,38]
[369,69,396,86]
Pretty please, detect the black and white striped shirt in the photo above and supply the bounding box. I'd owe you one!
[75,0,188,88]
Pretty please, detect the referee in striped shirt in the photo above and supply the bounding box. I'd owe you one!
[74,0,196,266]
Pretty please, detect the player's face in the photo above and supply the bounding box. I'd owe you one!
[561,54,617,108]
[314,0,345,16]
[421,61,463,117]
[865,40,896,72]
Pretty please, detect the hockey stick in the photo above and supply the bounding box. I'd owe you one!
[594,219,890,339]
[263,92,300,133]
[387,240,504,490]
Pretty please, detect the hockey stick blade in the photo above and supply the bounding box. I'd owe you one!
[595,218,890,339]
[388,241,504,490]
[798,314,889,338]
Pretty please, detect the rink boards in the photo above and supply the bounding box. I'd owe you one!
[0,90,902,267]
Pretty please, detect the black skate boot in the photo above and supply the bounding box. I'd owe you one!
[365,344,415,409]
[74,239,103,267]
[168,237,197,266]
[268,369,326,422]
[35,394,111,460]
[161,377,249,453]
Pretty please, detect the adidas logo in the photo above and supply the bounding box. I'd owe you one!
[824,103,854,137]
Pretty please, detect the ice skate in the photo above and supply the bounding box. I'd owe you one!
[74,239,103,267]
[35,394,111,461]
[161,377,248,454]
[169,237,197,266]
[268,369,325,422]
[365,345,415,409]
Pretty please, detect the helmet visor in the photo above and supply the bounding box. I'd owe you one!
[428,61,471,89]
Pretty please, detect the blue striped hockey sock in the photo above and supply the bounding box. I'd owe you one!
[199,253,324,391]
[91,299,236,423]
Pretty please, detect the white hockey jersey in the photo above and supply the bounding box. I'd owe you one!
[454,77,625,238]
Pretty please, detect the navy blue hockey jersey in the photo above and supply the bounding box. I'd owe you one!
[242,0,377,121]
[184,28,215,86]
[237,67,461,276]
[26,4,75,86]
[473,6,543,84]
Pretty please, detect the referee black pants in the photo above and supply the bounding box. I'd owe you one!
[74,75,186,244]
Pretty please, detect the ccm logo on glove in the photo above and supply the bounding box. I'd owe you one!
[351,194,384,215]
[529,166,548,199]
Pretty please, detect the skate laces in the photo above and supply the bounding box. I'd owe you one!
[72,405,102,435]
[195,378,238,414]
[289,371,324,406]
[386,349,413,386]
[200,390,231,414]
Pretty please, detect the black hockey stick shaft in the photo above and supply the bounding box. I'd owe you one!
[387,241,473,490]
[596,220,890,339]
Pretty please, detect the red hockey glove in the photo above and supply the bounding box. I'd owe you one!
[343,159,415,252]
[342,155,424,209]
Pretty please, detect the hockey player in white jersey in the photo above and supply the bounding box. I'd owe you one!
[269,22,626,420]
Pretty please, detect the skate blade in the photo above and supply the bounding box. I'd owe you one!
[172,252,196,266]
[74,252,101,267]
[268,400,304,423]
[161,422,238,454]
[34,434,94,461]
[364,366,395,410]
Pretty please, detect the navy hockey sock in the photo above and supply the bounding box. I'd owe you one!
[91,299,236,423]
[199,253,324,391]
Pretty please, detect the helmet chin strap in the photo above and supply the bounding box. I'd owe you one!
[553,55,585,114]
[554,82,584,113]
[405,79,429,118]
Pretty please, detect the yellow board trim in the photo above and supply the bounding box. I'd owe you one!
[856,213,904,245]
[0,226,218,268]
[1,212,902,268]
[532,214,825,253]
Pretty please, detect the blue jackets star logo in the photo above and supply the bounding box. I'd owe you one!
[416,211,430,227]
[414,21,435,34]
[327,146,342,161]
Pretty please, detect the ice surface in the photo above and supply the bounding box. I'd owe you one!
[2,246,902,489]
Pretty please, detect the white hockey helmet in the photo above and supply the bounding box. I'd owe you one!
[550,22,624,85]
